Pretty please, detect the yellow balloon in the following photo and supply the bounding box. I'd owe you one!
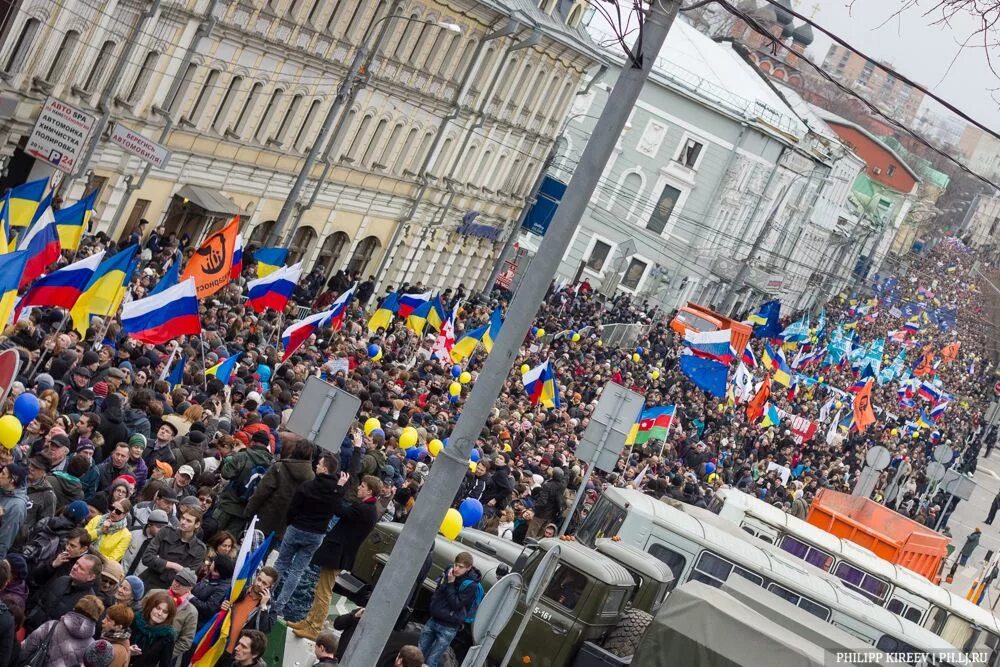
[449,382,462,397]
[891,428,898,436]
[913,432,920,439]
[597,340,603,347]
[717,404,724,412]
[428,439,443,457]
[439,508,464,540]
[652,370,660,380]
[399,426,419,449]
[469,461,477,472]
[0,415,20,449]
[835,401,842,409]
[459,371,472,384]
[372,349,383,362]
[536,328,545,338]
[520,364,529,375]
[364,418,381,436]
[632,353,640,362]
[503,443,512,453]
[817,377,824,383]
[572,332,581,342]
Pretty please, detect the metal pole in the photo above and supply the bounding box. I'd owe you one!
[59,0,162,197]
[340,4,682,665]
[264,1,403,248]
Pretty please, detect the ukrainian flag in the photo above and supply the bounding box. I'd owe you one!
[253,247,288,278]
[450,322,488,363]
[482,307,503,352]
[206,352,242,385]
[427,295,446,332]
[6,178,48,228]
[0,195,10,253]
[0,251,28,325]
[759,402,781,428]
[167,354,187,391]
[70,244,139,335]
[368,291,399,333]
[54,189,98,251]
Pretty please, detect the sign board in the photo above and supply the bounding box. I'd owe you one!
[522,176,566,237]
[940,469,975,501]
[471,573,521,644]
[575,382,645,473]
[25,97,97,174]
[110,123,170,168]
[285,376,361,451]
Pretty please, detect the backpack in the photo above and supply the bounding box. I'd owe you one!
[229,461,269,502]
[19,617,57,667]
[22,520,61,570]
[458,578,485,624]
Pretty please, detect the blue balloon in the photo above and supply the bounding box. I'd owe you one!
[443,438,449,447]
[531,326,538,336]
[470,449,481,463]
[367,343,380,358]
[370,428,385,439]
[450,394,459,404]
[13,393,39,425]
[406,446,427,461]
[451,365,462,379]
[458,498,484,528]
[705,462,716,475]
[636,346,644,355]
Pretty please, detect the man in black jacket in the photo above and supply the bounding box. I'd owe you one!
[289,472,382,640]
[529,468,566,538]
[271,452,341,617]
[418,552,481,667]
[24,553,101,631]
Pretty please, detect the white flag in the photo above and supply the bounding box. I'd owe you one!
[826,409,842,445]
[733,362,754,403]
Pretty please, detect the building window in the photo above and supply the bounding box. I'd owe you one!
[586,240,611,273]
[361,118,388,165]
[83,40,116,93]
[648,184,682,234]
[187,68,220,123]
[274,94,303,144]
[46,29,80,82]
[165,62,196,115]
[213,75,243,132]
[294,99,322,151]
[125,51,159,105]
[887,164,896,177]
[344,114,373,160]
[677,138,703,169]
[4,18,39,74]
[857,60,875,86]
[989,217,999,237]
[621,258,648,291]
[233,82,264,136]
[255,88,283,141]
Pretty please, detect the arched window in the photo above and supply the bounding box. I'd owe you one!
[413,131,434,173]
[377,122,404,166]
[165,62,196,114]
[344,114,373,161]
[361,118,388,166]
[504,157,522,192]
[83,40,115,93]
[306,0,322,24]
[359,1,391,43]
[249,220,276,245]
[213,75,243,132]
[232,82,264,136]
[411,23,436,69]
[294,99,323,150]
[394,13,420,60]
[347,235,381,275]
[125,50,159,105]
[397,127,419,174]
[518,160,536,192]
[494,57,519,106]
[619,171,644,219]
[477,149,493,186]
[344,0,369,42]
[511,63,533,110]
[255,88,283,142]
[4,18,39,74]
[434,33,460,77]
[452,39,476,80]
[316,231,350,273]
[325,0,347,33]
[461,144,479,178]
[46,29,79,82]
[187,68,220,123]
[289,226,318,264]
[274,94,304,144]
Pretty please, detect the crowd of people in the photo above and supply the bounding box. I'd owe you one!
[0,218,990,666]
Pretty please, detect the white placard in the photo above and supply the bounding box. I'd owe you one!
[25,97,97,174]
[109,123,170,168]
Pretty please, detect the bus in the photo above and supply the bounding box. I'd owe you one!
[708,487,1000,663]
[576,488,966,665]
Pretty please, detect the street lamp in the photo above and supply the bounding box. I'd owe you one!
[264,5,462,248]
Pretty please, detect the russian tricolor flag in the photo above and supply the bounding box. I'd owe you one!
[918,381,942,402]
[847,378,868,394]
[230,233,244,280]
[18,196,61,288]
[683,329,735,364]
[16,250,104,317]
[327,283,356,331]
[281,308,335,362]
[522,360,560,408]
[398,291,431,318]
[121,277,202,344]
[246,262,302,314]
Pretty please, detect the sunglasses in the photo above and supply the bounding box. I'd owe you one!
[110,507,126,516]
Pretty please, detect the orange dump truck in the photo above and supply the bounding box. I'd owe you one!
[669,302,752,354]
[806,489,948,582]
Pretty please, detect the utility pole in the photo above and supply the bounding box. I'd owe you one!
[339,3,682,665]
[264,0,404,248]
[59,0,162,198]
[106,0,222,240]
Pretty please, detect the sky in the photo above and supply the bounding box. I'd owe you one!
[805,0,999,133]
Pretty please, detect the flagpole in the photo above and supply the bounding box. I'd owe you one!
[158,344,180,383]
[199,334,209,392]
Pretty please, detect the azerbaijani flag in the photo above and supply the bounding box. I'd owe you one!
[206,352,242,385]
[53,188,98,251]
[253,247,288,278]
[15,250,104,317]
[246,262,302,313]
[230,233,244,280]
[191,516,274,666]
[631,405,676,445]
[122,277,202,344]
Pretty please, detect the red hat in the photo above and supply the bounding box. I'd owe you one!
[93,382,109,398]
[113,474,137,487]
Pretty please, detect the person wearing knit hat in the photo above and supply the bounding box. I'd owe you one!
[84,638,116,667]
[92,381,109,399]
[34,373,54,391]
[151,460,173,483]
[4,553,29,609]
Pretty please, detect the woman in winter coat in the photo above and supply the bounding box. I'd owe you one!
[101,603,135,667]
[130,591,176,667]
[20,594,103,667]
[86,499,133,563]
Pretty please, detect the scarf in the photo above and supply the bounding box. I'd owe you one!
[98,514,128,535]
[167,590,189,610]
[103,627,131,643]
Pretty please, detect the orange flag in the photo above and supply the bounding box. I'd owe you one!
[940,342,961,363]
[746,375,771,423]
[853,378,876,433]
[181,216,239,299]
[913,350,935,377]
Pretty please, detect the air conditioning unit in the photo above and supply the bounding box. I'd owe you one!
[873,167,882,175]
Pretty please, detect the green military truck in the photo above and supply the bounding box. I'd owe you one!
[345,523,674,666]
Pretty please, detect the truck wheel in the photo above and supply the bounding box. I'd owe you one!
[601,608,653,657]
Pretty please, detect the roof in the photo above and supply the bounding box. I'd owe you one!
[537,537,636,587]
[812,108,923,184]
[595,539,675,583]
[476,0,603,62]
[175,184,240,216]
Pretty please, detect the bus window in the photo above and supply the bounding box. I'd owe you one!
[888,599,924,624]
[923,606,948,633]
[876,636,922,665]
[937,615,975,655]
[765,583,831,621]
[833,562,890,603]
[648,543,687,585]
[778,535,834,572]
[978,630,999,667]
[904,607,922,624]
[690,552,763,588]
[576,497,627,546]
[888,599,906,615]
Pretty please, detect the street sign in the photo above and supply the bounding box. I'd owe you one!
[865,445,891,470]
[925,461,947,482]
[933,444,954,464]
[110,123,170,168]
[940,470,975,501]
[576,382,645,474]
[25,96,97,174]
[471,573,522,644]
[285,376,361,452]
